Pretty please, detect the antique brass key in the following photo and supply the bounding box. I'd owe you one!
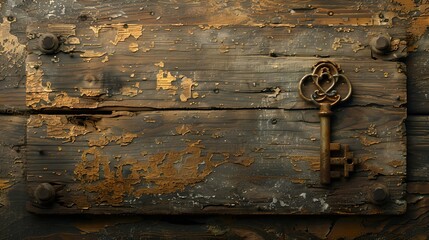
[298,61,353,185]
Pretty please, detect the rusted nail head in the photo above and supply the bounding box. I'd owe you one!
[42,36,56,50]
[39,33,59,53]
[35,183,55,203]
[371,185,389,204]
[373,187,387,201]
[375,36,390,51]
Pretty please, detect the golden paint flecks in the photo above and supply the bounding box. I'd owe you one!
[156,70,177,92]
[128,42,139,52]
[331,37,365,52]
[90,24,143,45]
[180,77,199,102]
[88,132,139,147]
[121,82,141,97]
[80,50,106,58]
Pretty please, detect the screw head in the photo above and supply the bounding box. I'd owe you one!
[38,33,59,54]
[375,36,390,51]
[34,183,55,205]
[369,184,389,205]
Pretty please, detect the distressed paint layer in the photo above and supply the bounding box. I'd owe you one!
[90,24,143,45]
[156,70,177,93]
[180,77,199,102]
[28,115,91,142]
[0,17,26,67]
[73,141,254,206]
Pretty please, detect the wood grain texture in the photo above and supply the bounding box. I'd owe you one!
[0,115,27,235]
[3,0,428,238]
[407,116,429,182]
[0,18,27,111]
[14,0,412,27]
[25,26,407,110]
[26,107,406,214]
[0,115,426,239]
[407,30,429,114]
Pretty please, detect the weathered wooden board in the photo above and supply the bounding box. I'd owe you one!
[0,115,424,239]
[26,107,406,214]
[16,0,411,27]
[25,24,407,110]
[3,0,429,238]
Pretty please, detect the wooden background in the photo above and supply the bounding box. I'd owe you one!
[1,0,428,239]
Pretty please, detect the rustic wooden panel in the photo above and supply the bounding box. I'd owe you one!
[2,0,429,238]
[25,27,407,110]
[26,107,406,214]
[0,114,425,239]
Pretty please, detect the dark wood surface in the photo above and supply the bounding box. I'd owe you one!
[26,108,406,214]
[0,115,426,239]
[1,0,428,238]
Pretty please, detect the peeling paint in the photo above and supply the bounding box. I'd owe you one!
[73,140,254,206]
[180,77,198,102]
[26,61,52,108]
[154,61,165,68]
[332,37,364,52]
[128,42,139,52]
[289,156,320,172]
[88,132,138,147]
[90,24,143,45]
[80,89,104,97]
[176,124,191,135]
[121,83,141,97]
[156,70,177,93]
[358,136,381,146]
[0,17,26,67]
[28,115,92,142]
[80,50,106,58]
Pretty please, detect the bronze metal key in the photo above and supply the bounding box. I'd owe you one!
[298,61,353,185]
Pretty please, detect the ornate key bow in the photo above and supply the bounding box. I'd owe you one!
[298,61,352,106]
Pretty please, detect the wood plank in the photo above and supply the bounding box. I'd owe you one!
[25,26,407,110]
[4,115,429,238]
[26,23,408,59]
[17,0,410,27]
[26,107,406,214]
